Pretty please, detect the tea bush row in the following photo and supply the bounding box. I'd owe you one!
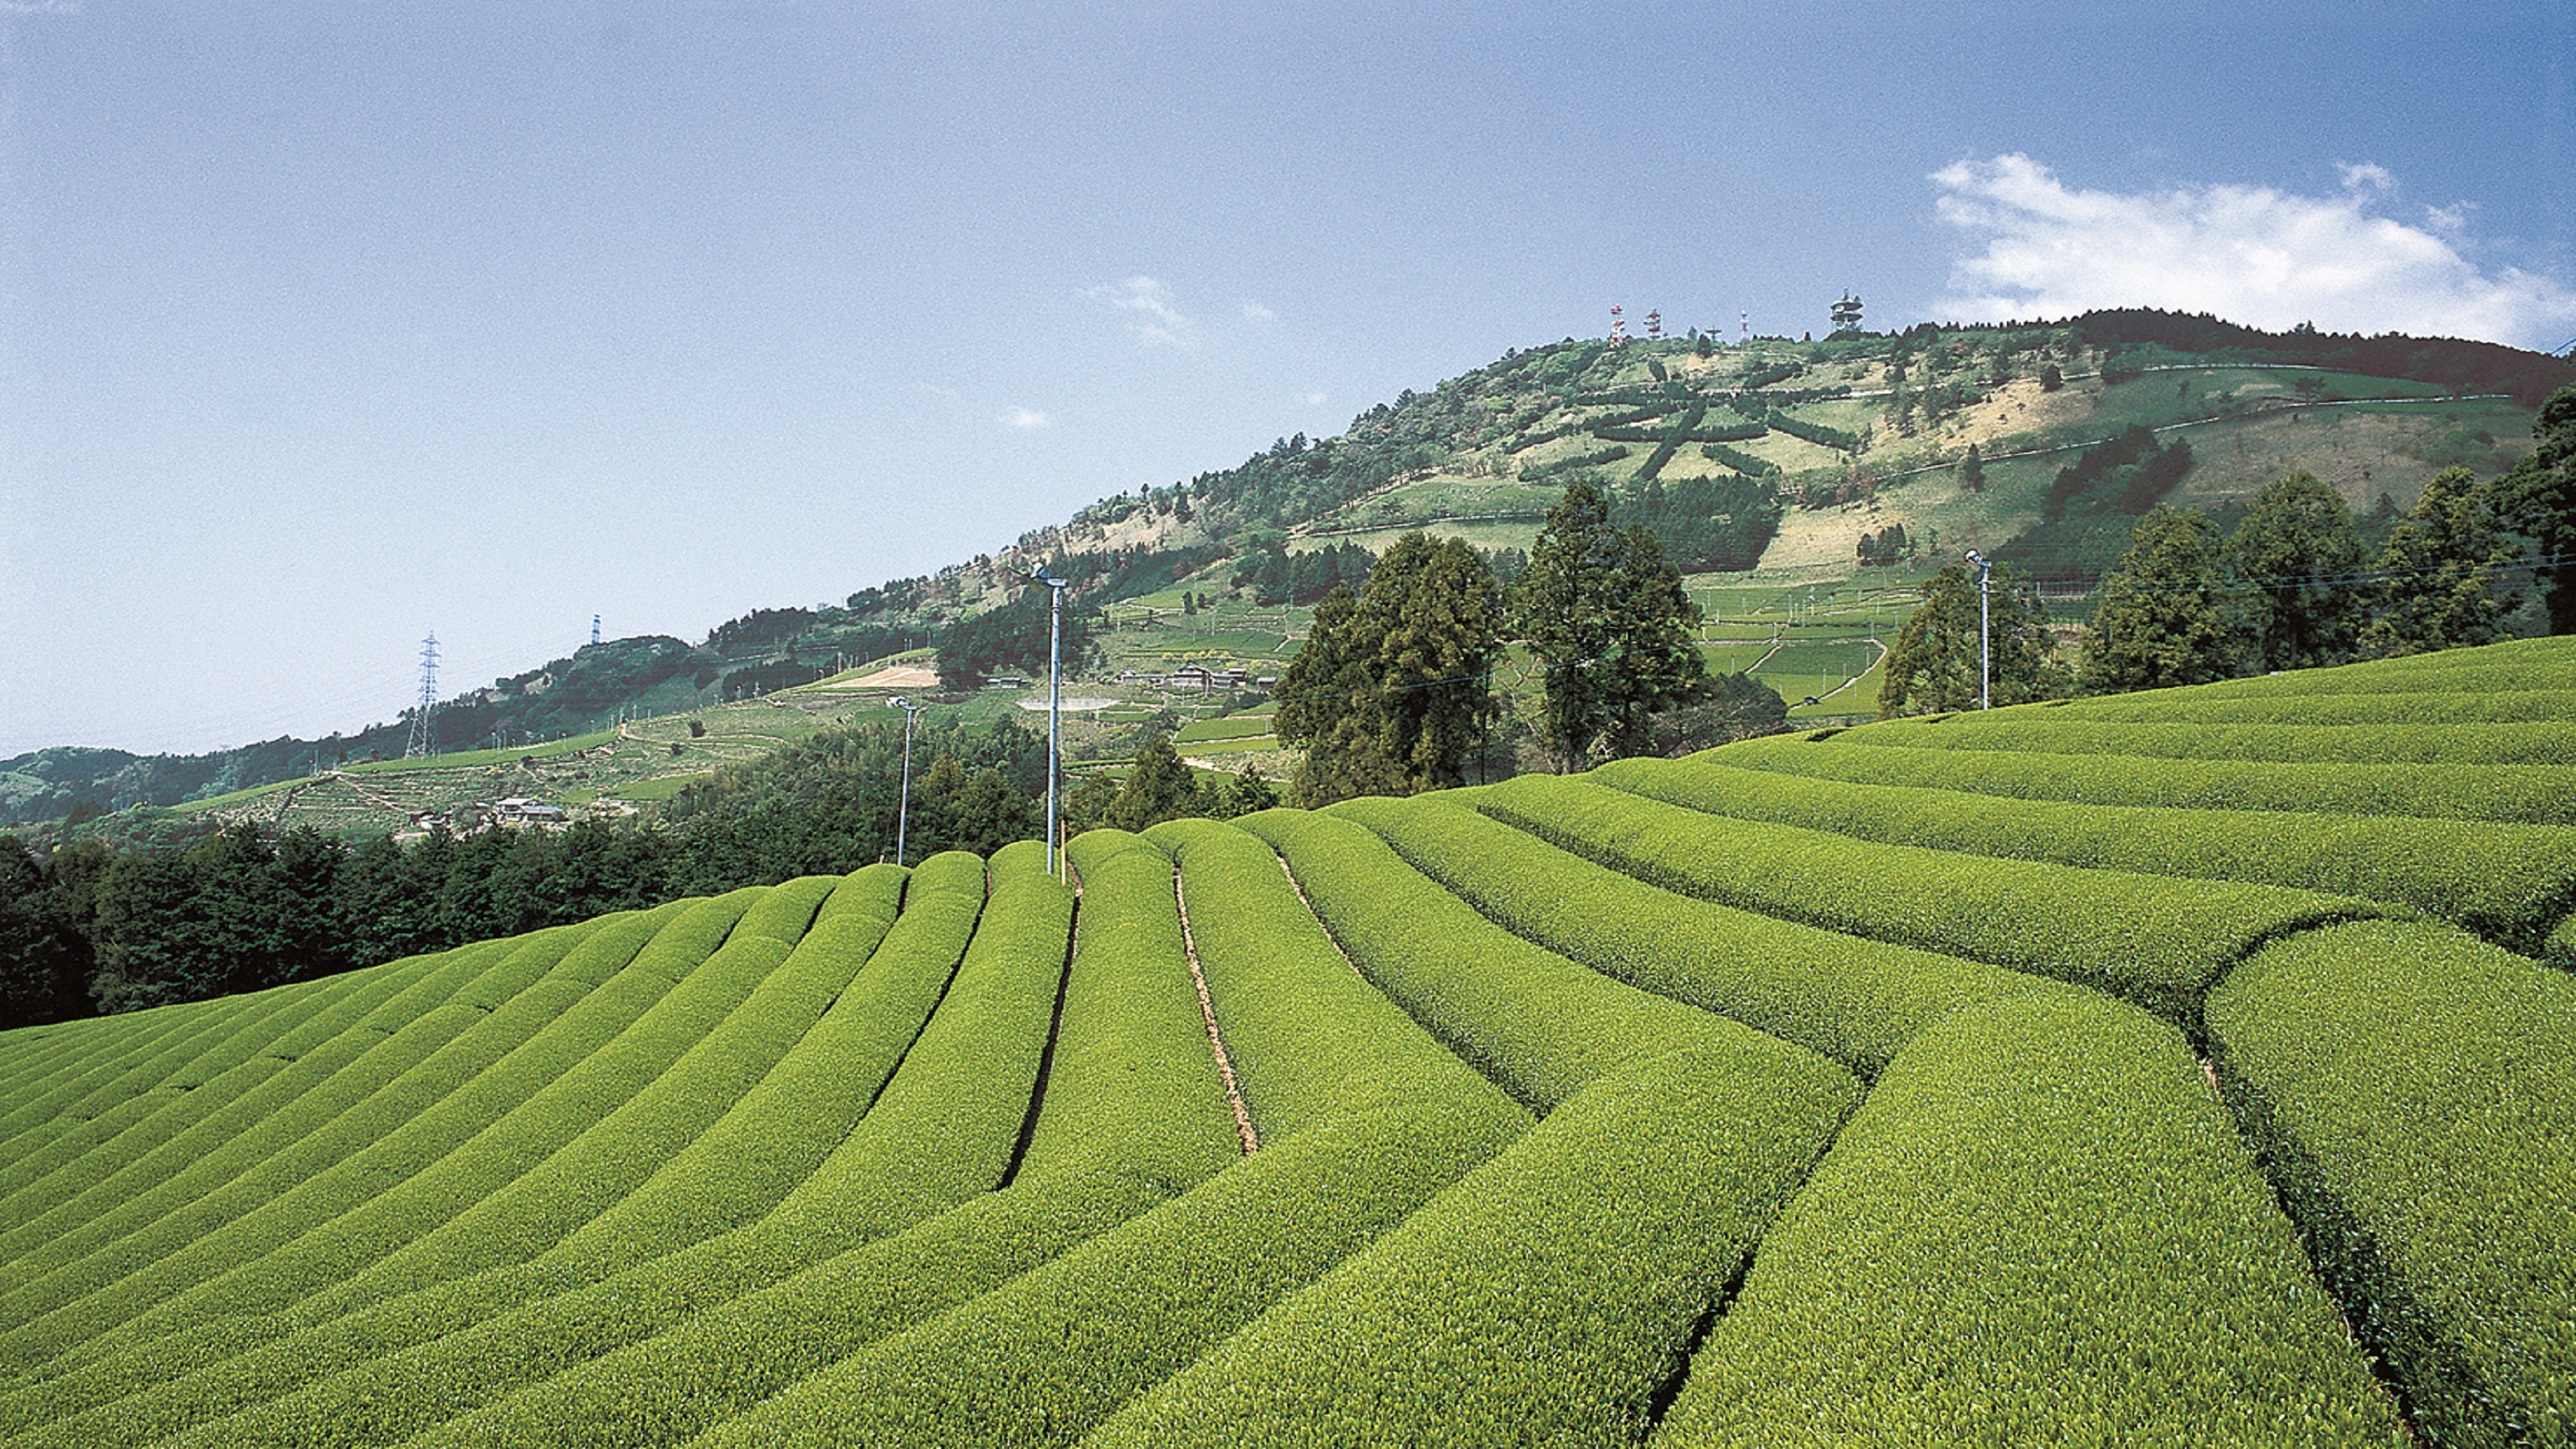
[0,892,740,1381]
[1329,793,2048,1078]
[670,828,1406,1449]
[1600,757,2576,952]
[1845,716,2576,766]
[1143,818,1521,1137]
[1654,990,2410,1448]
[345,850,1117,1443]
[280,874,896,1323]
[85,855,1025,1448]
[0,915,656,1317]
[0,941,465,1223]
[2207,921,2576,1448]
[0,965,359,1191]
[2041,687,2576,726]
[1089,1042,1856,1449]
[1719,734,2576,827]
[1473,774,2384,1023]
[59,888,801,1377]
[1235,807,1739,1112]
[2168,634,2574,698]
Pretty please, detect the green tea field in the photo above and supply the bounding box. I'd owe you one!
[2,637,2570,1447]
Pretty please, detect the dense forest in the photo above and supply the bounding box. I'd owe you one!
[0,716,1048,1027]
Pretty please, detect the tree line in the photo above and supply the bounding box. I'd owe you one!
[1879,382,2576,712]
[0,716,1051,1029]
[1272,479,1786,807]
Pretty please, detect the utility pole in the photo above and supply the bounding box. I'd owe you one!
[1964,551,1993,710]
[887,696,922,866]
[1030,564,1070,877]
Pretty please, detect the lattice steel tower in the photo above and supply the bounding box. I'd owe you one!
[404,634,441,759]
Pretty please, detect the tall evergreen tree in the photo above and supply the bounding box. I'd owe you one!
[1879,562,2063,716]
[2082,506,2240,691]
[1105,733,1203,832]
[1512,480,1709,772]
[2224,470,2364,671]
[2359,466,2526,658]
[1274,533,1505,807]
[2496,382,2576,634]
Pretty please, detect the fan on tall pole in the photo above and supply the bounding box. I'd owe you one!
[886,696,923,866]
[1964,550,1993,710]
[1029,564,1071,876]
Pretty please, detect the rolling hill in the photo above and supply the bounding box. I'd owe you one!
[1,634,2569,1447]
[7,308,2567,836]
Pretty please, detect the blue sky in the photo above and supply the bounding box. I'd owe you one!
[3,0,2570,756]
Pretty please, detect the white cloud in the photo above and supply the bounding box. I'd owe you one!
[1298,390,1329,407]
[1241,300,1277,324]
[1084,275,1195,348]
[1002,407,1051,430]
[0,2,80,12]
[1930,154,2576,349]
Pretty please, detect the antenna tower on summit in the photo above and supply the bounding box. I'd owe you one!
[1740,310,1749,345]
[1645,309,1662,341]
[592,614,602,646]
[1831,292,1864,336]
[1608,304,1628,347]
[404,634,441,759]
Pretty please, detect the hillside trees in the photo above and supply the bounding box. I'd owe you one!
[0,835,93,1027]
[1880,562,2065,716]
[1513,481,1710,771]
[1613,475,1784,572]
[2496,382,2576,633]
[2358,465,2525,658]
[2083,506,2242,692]
[1274,533,1505,807]
[936,584,1095,689]
[2227,471,2366,671]
[1104,733,1205,831]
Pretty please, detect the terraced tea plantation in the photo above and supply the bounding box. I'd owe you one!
[3,637,2570,1447]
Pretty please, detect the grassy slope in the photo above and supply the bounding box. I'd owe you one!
[2,635,2571,1445]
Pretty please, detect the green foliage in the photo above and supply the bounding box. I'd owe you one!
[1613,474,1784,572]
[1239,807,1729,1112]
[1234,538,1376,607]
[1877,561,2065,716]
[1092,1044,1855,1449]
[1721,731,2576,827]
[1660,992,2408,1447]
[2496,382,2576,633]
[1513,479,1710,771]
[1476,773,2387,1022]
[2083,504,2243,691]
[2359,465,2527,658]
[1332,792,2040,1077]
[1600,755,2576,952]
[1274,533,1505,807]
[1102,733,1203,832]
[1844,713,2576,766]
[2208,921,2576,1448]
[2227,469,2367,671]
[2041,423,2196,522]
[1760,410,1861,452]
[938,582,1095,688]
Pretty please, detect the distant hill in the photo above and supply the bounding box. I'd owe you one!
[6,308,2565,830]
